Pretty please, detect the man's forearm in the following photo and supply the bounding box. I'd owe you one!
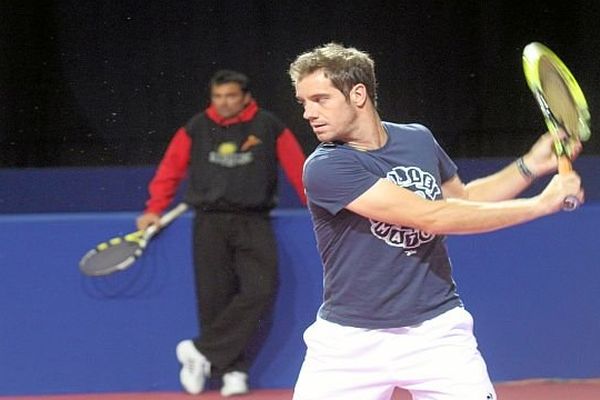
[463,159,534,202]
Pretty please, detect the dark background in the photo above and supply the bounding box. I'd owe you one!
[2,0,599,167]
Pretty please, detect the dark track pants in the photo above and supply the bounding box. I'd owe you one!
[191,211,278,374]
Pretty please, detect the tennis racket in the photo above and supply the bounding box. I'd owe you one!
[79,203,189,276]
[522,42,591,211]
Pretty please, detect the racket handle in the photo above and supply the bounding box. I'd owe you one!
[562,196,579,211]
[143,203,189,239]
[557,155,579,211]
[160,203,189,225]
[557,155,572,174]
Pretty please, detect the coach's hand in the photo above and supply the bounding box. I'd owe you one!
[136,212,161,231]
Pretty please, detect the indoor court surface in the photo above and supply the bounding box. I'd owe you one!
[6,379,600,400]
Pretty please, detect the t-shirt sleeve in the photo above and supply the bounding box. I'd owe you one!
[303,147,380,215]
[433,137,457,183]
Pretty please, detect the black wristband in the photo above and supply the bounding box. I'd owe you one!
[516,157,536,181]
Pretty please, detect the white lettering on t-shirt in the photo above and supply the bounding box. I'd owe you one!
[370,166,439,251]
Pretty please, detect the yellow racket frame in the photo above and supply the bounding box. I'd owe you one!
[522,42,591,150]
[522,42,591,211]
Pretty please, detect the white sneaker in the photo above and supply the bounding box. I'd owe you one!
[220,371,249,397]
[175,340,211,394]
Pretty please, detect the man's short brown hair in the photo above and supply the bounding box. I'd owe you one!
[289,42,378,106]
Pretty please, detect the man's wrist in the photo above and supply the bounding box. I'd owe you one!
[516,157,537,181]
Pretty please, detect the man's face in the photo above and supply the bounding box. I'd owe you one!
[295,70,358,142]
[210,82,250,119]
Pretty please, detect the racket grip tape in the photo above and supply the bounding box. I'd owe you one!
[557,155,572,174]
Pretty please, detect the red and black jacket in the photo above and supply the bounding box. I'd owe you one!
[145,100,306,214]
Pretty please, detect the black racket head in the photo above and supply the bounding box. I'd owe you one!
[79,241,141,276]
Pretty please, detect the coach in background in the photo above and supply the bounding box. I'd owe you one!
[137,70,306,396]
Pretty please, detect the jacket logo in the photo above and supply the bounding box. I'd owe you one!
[240,134,262,152]
[217,142,238,155]
[209,141,253,168]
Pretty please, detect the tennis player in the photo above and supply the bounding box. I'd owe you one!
[289,43,583,400]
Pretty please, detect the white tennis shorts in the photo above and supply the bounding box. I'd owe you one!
[293,307,496,400]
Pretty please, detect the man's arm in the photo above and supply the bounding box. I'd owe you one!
[137,127,191,230]
[442,164,533,202]
[277,128,307,205]
[443,133,582,202]
[346,172,582,235]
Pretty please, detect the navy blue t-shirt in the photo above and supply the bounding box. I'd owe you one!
[303,122,462,329]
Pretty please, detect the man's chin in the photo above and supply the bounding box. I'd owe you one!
[217,111,234,118]
[316,131,334,142]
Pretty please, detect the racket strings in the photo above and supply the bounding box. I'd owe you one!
[538,56,586,157]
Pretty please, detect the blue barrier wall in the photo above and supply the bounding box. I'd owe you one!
[1,207,599,396]
[0,210,322,396]
[1,156,599,213]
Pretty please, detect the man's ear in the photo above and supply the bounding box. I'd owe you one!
[350,84,368,107]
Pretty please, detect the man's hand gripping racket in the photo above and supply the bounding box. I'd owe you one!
[522,42,591,211]
[79,203,188,276]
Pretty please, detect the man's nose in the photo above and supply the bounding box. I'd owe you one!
[303,103,316,120]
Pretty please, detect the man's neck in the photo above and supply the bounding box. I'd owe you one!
[345,113,387,151]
